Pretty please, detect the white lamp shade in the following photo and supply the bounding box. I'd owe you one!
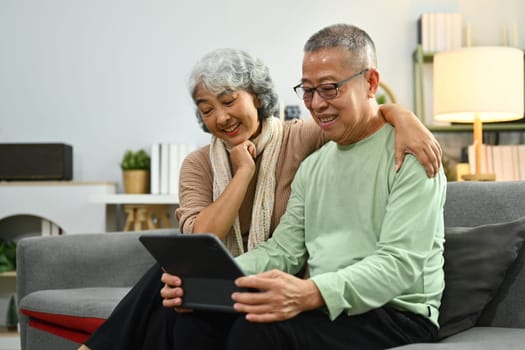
[433,46,524,123]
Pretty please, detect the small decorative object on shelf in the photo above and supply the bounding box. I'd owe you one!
[6,294,18,330]
[0,143,73,181]
[376,81,397,104]
[120,149,151,194]
[284,105,301,121]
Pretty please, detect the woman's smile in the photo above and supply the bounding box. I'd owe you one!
[223,122,241,135]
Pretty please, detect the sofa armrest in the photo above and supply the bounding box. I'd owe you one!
[15,230,165,305]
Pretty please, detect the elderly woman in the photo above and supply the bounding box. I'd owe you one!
[79,48,441,350]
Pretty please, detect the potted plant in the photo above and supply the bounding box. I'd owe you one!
[120,149,151,194]
[0,238,16,273]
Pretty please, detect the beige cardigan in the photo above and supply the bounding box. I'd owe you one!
[175,118,325,250]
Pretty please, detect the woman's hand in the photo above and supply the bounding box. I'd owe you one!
[192,140,256,238]
[160,272,192,313]
[230,140,257,175]
[380,104,442,177]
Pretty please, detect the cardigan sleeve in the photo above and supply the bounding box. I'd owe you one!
[175,146,214,234]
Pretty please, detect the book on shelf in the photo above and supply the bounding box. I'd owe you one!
[150,143,197,195]
[159,143,169,195]
[494,145,514,181]
[150,143,160,194]
[468,144,525,181]
[518,145,525,181]
[418,12,463,52]
[168,143,180,196]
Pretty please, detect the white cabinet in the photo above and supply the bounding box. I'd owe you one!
[0,181,117,234]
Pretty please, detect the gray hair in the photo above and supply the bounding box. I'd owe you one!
[304,24,377,71]
[188,48,279,130]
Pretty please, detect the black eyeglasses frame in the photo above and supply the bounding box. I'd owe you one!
[293,68,370,101]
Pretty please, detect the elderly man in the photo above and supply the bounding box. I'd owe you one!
[165,23,446,350]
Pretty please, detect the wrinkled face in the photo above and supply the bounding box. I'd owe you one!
[301,47,373,144]
[194,85,261,146]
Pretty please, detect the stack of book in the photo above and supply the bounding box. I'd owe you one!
[418,12,463,52]
[468,144,525,181]
[150,143,198,195]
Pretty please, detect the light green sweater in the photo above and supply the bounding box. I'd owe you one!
[236,124,447,327]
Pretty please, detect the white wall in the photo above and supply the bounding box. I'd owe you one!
[0,0,523,189]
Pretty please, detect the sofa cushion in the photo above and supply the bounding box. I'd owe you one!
[440,326,525,346]
[19,287,130,343]
[438,217,525,339]
[390,327,525,349]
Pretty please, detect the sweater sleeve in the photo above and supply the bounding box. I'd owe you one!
[175,147,214,234]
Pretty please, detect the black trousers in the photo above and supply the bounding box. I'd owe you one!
[85,263,176,350]
[173,307,438,350]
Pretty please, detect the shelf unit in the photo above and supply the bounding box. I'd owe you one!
[412,45,525,133]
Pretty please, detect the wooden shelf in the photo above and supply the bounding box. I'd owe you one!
[428,123,525,133]
[0,271,16,278]
[89,193,179,205]
[412,48,436,63]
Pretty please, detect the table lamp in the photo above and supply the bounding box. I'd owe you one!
[433,46,524,181]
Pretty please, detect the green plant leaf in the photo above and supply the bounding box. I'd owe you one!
[120,149,151,170]
[0,239,16,272]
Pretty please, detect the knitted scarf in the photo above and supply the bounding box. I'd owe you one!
[210,116,283,256]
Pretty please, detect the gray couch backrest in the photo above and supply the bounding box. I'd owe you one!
[445,181,525,227]
[445,181,525,328]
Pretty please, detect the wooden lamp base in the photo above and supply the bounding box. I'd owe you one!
[461,173,496,181]
[460,116,496,182]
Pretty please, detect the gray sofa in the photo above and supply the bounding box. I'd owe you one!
[16,181,525,350]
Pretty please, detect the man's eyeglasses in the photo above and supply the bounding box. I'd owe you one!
[293,69,369,101]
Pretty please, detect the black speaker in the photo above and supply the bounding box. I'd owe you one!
[0,143,73,180]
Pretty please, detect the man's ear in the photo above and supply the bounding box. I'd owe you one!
[366,69,380,98]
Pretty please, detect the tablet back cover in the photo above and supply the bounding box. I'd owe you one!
[139,233,247,312]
